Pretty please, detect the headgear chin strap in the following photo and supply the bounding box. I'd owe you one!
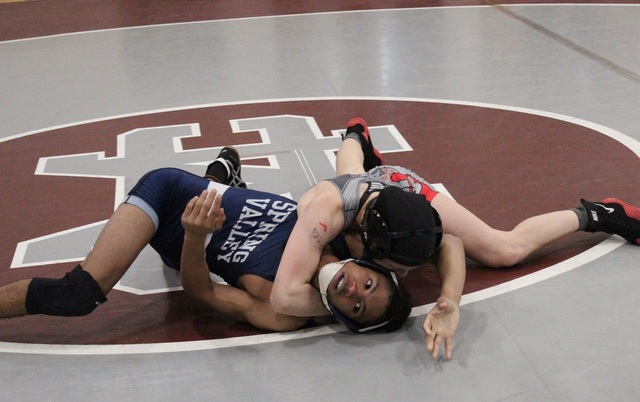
[318,258,399,333]
[318,260,347,311]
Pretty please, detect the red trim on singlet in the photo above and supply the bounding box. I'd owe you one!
[389,172,439,202]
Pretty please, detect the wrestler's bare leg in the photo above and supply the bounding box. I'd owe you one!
[0,203,155,318]
[81,203,156,293]
[431,193,579,268]
[336,138,366,176]
[0,279,30,317]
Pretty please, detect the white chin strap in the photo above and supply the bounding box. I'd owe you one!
[318,259,352,310]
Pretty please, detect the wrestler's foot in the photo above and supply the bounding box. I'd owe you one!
[205,146,247,188]
[344,117,384,171]
[581,198,640,245]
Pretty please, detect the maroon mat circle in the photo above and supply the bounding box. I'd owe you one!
[1,99,637,344]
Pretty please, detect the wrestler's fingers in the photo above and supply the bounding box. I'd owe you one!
[425,331,434,354]
[445,338,454,360]
[182,194,200,217]
[431,335,441,360]
[205,191,222,217]
[423,314,433,334]
[212,189,222,211]
[213,208,226,230]
[191,190,208,212]
[197,189,218,217]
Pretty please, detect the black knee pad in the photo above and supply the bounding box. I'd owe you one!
[25,265,107,316]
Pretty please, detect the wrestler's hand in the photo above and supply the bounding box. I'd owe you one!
[423,297,459,360]
[181,189,226,238]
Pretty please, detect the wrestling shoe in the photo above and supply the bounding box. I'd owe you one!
[204,146,247,188]
[580,198,640,245]
[344,117,384,171]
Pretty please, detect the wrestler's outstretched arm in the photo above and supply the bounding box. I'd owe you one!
[423,234,465,360]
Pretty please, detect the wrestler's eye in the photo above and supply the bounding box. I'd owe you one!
[353,302,361,314]
[365,279,373,290]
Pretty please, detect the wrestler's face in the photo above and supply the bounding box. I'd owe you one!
[325,261,394,324]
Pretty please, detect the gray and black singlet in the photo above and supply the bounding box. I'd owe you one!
[324,165,440,230]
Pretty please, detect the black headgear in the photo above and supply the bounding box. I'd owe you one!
[361,186,443,266]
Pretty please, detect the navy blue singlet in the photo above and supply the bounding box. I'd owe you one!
[125,168,298,286]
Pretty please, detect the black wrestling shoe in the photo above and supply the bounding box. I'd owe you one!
[581,198,640,245]
[205,146,247,188]
[344,117,384,171]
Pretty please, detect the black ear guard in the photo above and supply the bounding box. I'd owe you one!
[361,198,443,266]
[327,258,399,333]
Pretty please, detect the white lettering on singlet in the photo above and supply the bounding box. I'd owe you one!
[217,198,296,263]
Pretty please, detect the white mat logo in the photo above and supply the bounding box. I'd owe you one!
[11,114,411,294]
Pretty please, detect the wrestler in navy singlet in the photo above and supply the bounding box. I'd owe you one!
[124,168,298,286]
